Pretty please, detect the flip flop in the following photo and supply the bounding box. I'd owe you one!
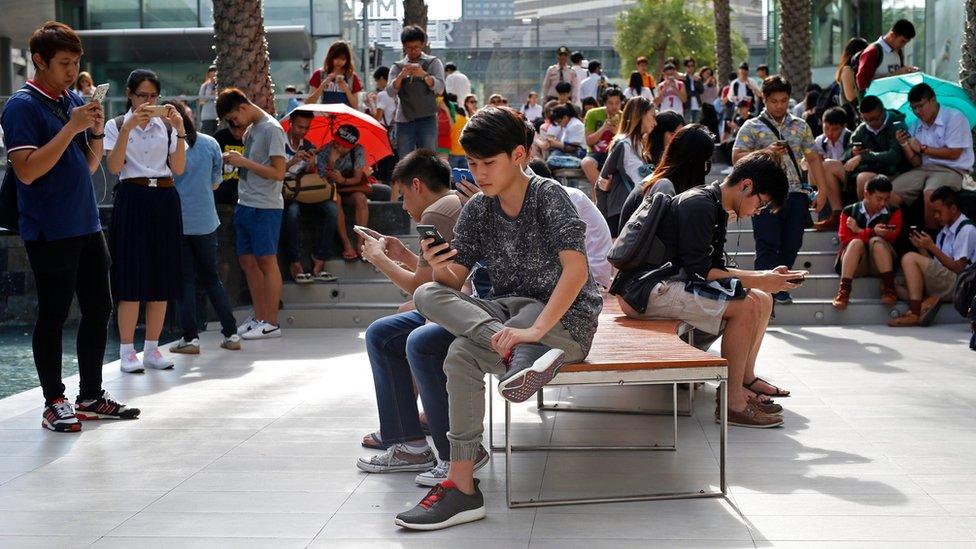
[314,271,338,283]
[293,272,314,284]
[744,376,790,398]
[361,431,391,450]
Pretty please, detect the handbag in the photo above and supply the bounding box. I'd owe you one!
[283,173,336,204]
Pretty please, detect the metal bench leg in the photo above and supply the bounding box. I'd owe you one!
[538,382,693,417]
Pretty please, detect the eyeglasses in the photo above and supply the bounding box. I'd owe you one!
[910,98,931,113]
[134,93,159,100]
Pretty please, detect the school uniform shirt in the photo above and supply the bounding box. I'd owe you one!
[374,90,398,128]
[555,117,585,146]
[838,201,902,248]
[174,134,223,235]
[937,213,976,263]
[521,103,543,122]
[0,82,100,241]
[623,87,654,101]
[541,64,580,105]
[579,74,604,102]
[104,110,184,180]
[911,105,975,173]
[814,129,851,161]
[563,185,613,289]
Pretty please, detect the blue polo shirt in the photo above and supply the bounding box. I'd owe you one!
[0,83,101,241]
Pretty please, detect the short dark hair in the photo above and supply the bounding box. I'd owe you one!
[555,82,572,94]
[289,110,314,123]
[528,158,553,179]
[587,60,601,73]
[373,66,390,81]
[908,82,935,103]
[865,174,893,194]
[582,96,599,109]
[444,62,457,72]
[738,62,749,70]
[216,88,250,119]
[859,95,884,113]
[930,185,959,208]
[551,104,576,122]
[823,106,847,126]
[392,149,451,192]
[757,63,769,74]
[29,21,83,69]
[460,106,527,159]
[602,86,624,103]
[726,151,789,208]
[400,25,426,44]
[684,56,696,66]
[761,75,792,98]
[891,19,916,40]
[570,51,584,64]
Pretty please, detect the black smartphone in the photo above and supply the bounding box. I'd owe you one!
[417,224,451,256]
[787,277,805,285]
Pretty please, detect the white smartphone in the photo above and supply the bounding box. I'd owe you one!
[353,225,381,240]
[91,83,109,104]
[145,105,169,117]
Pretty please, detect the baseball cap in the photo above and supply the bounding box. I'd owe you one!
[334,124,360,148]
[557,46,570,55]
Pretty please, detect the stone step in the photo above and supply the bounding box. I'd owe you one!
[279,302,401,329]
[784,274,880,300]
[723,250,838,274]
[282,279,410,305]
[768,299,964,326]
[724,228,840,254]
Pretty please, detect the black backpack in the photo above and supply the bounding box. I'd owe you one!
[953,263,976,320]
[607,190,672,271]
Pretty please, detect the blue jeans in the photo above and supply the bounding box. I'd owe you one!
[281,200,339,263]
[396,115,438,158]
[178,231,238,339]
[365,310,454,460]
[751,192,809,272]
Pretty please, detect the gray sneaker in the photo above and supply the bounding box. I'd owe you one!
[497,343,565,403]
[356,443,436,473]
[395,478,486,531]
[415,445,490,487]
[169,338,200,355]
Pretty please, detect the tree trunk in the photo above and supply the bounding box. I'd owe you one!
[961,0,976,104]
[403,0,429,52]
[713,0,732,87]
[779,0,811,101]
[212,0,276,115]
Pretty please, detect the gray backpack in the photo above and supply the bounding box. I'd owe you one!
[606,190,672,271]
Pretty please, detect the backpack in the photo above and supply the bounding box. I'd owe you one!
[956,190,976,222]
[953,261,976,319]
[606,190,672,271]
[813,80,859,129]
[850,42,885,92]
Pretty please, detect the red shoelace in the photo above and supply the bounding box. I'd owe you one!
[419,484,447,509]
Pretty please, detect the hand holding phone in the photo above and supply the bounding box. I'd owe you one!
[353,225,382,241]
[91,83,110,104]
[145,105,169,118]
[417,224,454,262]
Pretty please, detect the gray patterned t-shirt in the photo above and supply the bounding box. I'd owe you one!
[452,176,603,354]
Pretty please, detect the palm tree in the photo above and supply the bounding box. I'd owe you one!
[403,0,428,32]
[778,0,811,101]
[961,0,976,103]
[713,0,732,87]
[212,0,276,115]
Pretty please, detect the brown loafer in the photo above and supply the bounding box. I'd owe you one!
[750,396,783,415]
[727,400,784,428]
[832,285,851,310]
[880,286,898,305]
[888,311,921,327]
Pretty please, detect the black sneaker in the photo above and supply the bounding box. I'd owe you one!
[773,291,793,305]
[497,343,565,403]
[41,398,81,433]
[395,478,486,530]
[74,390,141,421]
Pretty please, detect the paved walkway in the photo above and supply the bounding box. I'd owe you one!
[0,323,975,547]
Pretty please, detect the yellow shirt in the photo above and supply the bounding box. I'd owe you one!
[449,111,467,156]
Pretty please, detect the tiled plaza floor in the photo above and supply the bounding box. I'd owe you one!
[0,323,974,547]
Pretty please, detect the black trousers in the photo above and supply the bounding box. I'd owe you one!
[24,232,112,403]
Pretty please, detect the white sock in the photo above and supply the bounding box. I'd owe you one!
[121,343,135,357]
[144,340,158,354]
[402,440,430,454]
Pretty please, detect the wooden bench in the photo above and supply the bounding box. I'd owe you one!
[488,298,729,508]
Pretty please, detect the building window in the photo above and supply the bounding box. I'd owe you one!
[143,0,199,28]
[87,0,140,29]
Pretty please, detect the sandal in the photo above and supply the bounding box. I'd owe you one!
[293,272,314,284]
[314,271,338,283]
[744,377,790,398]
[361,431,391,450]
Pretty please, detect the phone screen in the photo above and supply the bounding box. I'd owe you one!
[417,224,451,255]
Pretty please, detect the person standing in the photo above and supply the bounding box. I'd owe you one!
[541,46,580,106]
[727,63,762,115]
[212,120,246,205]
[636,56,657,91]
[682,57,704,123]
[306,41,363,108]
[217,88,288,340]
[855,19,918,92]
[104,69,187,374]
[655,63,688,117]
[2,21,139,431]
[73,71,94,99]
[386,25,446,158]
[163,101,242,355]
[197,65,218,135]
[444,62,471,100]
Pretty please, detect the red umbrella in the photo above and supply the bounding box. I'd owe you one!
[280,102,393,166]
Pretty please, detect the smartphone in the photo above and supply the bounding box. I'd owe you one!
[417,224,451,256]
[353,225,380,240]
[787,277,806,285]
[451,167,478,190]
[145,105,169,117]
[909,225,919,233]
[773,140,788,148]
[851,141,863,148]
[91,83,110,104]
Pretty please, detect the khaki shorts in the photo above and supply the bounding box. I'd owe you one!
[923,258,957,298]
[891,165,964,206]
[632,280,727,335]
[853,237,897,277]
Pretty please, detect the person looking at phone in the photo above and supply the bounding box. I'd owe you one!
[355,150,474,485]
[890,83,974,230]
[614,152,799,428]
[811,107,853,231]
[654,63,688,117]
[733,75,827,305]
[281,110,340,283]
[890,186,976,327]
[580,86,624,195]
[832,175,902,310]
[544,104,585,169]
[2,21,140,431]
[387,25,445,158]
[395,106,602,530]
[217,87,288,340]
[104,68,187,373]
[842,95,910,200]
[306,41,362,108]
[197,64,218,134]
[314,124,371,260]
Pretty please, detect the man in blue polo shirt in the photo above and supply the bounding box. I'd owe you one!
[1,21,140,432]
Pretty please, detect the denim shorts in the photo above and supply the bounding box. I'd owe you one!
[234,204,282,257]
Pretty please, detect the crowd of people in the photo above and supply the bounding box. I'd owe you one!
[3,17,976,536]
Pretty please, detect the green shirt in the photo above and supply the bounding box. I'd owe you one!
[583,106,616,154]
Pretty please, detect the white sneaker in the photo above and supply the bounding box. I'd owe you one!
[242,321,282,340]
[237,316,258,336]
[415,445,490,487]
[143,349,174,370]
[169,338,200,355]
[120,351,144,374]
[221,334,242,350]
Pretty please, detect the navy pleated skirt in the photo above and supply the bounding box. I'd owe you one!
[110,182,183,302]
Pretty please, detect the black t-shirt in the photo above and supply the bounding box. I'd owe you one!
[213,127,244,204]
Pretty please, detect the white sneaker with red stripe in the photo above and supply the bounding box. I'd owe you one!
[143,349,174,370]
[41,398,81,433]
[120,350,144,374]
[74,390,140,421]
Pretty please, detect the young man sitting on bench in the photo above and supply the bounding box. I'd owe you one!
[395,106,602,530]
